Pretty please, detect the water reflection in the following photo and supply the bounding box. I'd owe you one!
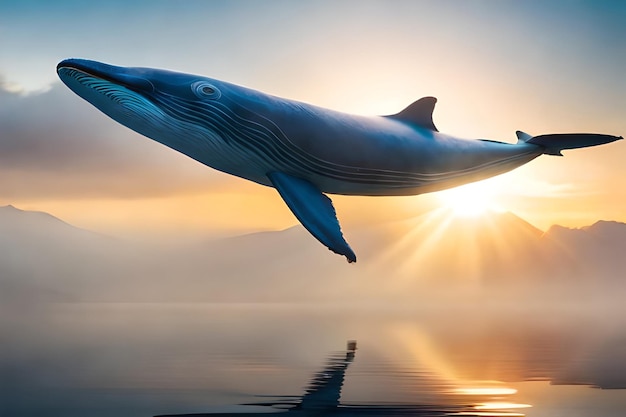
[2,303,626,417]
[157,340,527,417]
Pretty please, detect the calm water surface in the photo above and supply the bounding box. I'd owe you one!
[2,303,626,417]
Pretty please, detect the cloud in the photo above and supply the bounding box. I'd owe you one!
[0,81,232,199]
[0,76,26,95]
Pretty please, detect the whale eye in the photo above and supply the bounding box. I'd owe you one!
[191,81,221,99]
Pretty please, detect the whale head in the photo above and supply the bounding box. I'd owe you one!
[57,58,254,166]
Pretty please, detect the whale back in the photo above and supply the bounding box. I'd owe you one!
[386,97,439,132]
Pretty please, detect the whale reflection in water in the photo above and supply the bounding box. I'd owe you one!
[155,341,520,417]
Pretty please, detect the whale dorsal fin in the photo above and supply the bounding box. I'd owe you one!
[387,97,439,132]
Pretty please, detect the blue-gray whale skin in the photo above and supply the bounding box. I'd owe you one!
[57,59,622,263]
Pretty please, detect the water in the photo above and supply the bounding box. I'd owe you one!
[2,303,626,417]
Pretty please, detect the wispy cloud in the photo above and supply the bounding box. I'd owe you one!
[0,76,29,95]
[0,82,233,198]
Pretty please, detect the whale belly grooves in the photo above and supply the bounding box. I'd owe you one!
[308,148,542,196]
[281,123,544,196]
[247,102,538,196]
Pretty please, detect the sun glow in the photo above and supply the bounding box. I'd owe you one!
[455,387,518,396]
[475,402,532,410]
[436,181,503,217]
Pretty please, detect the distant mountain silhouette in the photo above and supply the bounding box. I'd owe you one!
[0,205,134,303]
[1,205,625,303]
[0,204,106,244]
[541,219,626,289]
[350,209,545,286]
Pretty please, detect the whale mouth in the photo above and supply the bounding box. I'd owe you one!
[57,59,155,94]
[57,58,169,143]
[57,65,154,115]
[56,58,229,163]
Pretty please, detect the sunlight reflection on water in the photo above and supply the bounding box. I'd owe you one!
[2,303,626,417]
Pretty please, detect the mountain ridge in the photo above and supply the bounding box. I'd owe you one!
[5,203,626,244]
[0,204,109,241]
[2,205,625,303]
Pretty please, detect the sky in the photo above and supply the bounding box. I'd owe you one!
[1,0,625,239]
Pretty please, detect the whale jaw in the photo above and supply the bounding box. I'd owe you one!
[57,61,169,143]
[56,59,233,176]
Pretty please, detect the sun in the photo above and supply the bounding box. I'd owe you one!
[436,181,502,217]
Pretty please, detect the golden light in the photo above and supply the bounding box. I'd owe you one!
[475,402,532,410]
[436,180,503,218]
[458,413,525,417]
[454,387,518,396]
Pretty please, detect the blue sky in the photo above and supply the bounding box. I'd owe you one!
[2,1,624,99]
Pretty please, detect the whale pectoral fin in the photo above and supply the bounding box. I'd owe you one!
[267,172,356,263]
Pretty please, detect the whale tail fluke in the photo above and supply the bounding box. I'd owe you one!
[516,131,622,156]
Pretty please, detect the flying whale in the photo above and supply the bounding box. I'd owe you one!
[57,59,622,263]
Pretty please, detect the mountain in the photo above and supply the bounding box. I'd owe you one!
[1,205,625,303]
[541,220,626,288]
[352,209,545,284]
[0,204,109,248]
[0,205,141,302]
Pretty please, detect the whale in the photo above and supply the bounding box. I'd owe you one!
[57,59,622,263]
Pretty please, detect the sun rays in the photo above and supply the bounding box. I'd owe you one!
[364,191,544,298]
